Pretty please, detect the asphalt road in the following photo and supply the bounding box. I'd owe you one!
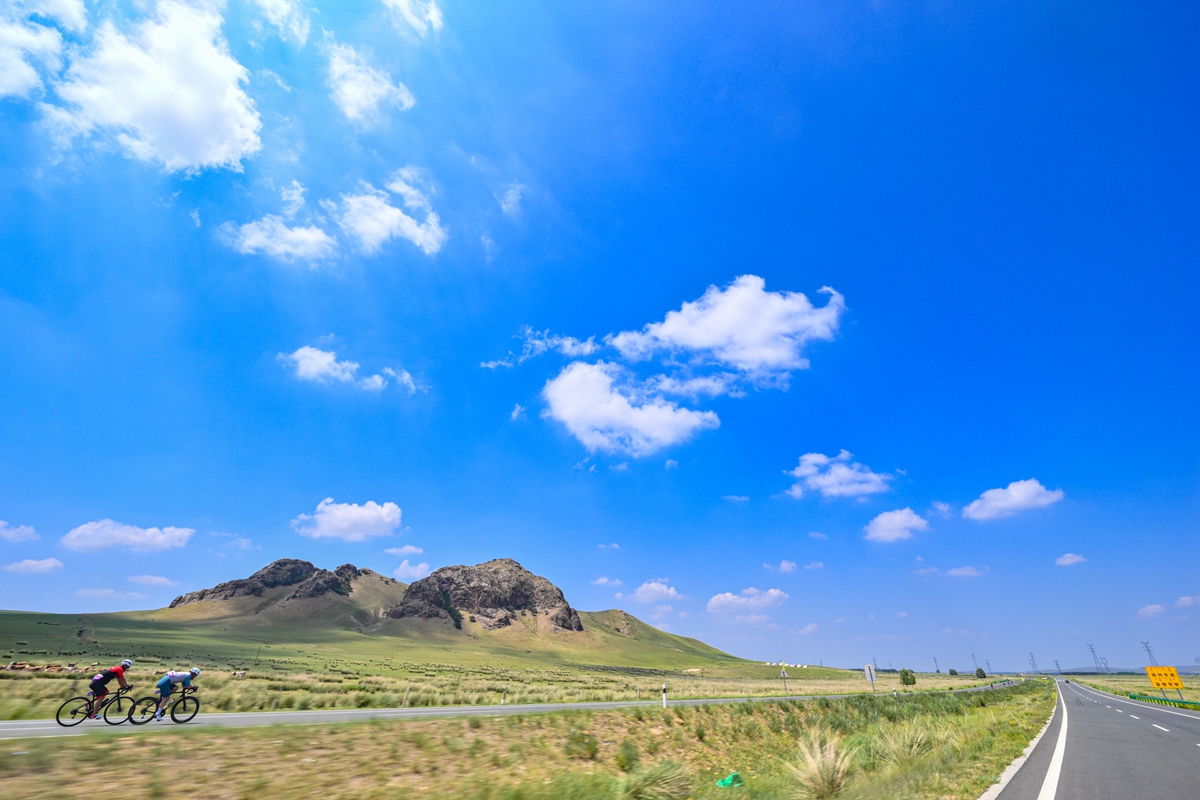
[0,680,1017,740]
[997,679,1200,800]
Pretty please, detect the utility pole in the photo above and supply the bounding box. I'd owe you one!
[1088,644,1103,674]
[933,657,940,673]
[1028,653,1038,673]
[1142,641,1158,666]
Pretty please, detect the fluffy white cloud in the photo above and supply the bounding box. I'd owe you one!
[779,560,797,573]
[329,172,447,255]
[785,450,890,499]
[279,346,359,384]
[384,544,423,556]
[127,574,178,586]
[221,215,336,262]
[382,367,426,395]
[1137,604,1164,618]
[510,403,526,421]
[863,508,927,543]
[381,0,443,36]
[393,559,430,580]
[1055,553,1086,566]
[707,587,789,614]
[608,275,845,383]
[0,521,38,542]
[946,566,984,578]
[481,327,600,369]
[50,0,261,172]
[62,519,193,551]
[542,361,719,456]
[591,576,622,586]
[4,557,63,573]
[1176,596,1199,608]
[280,180,307,217]
[498,183,523,216]
[325,41,413,125]
[0,3,71,99]
[252,0,309,44]
[963,478,1064,521]
[794,623,818,635]
[629,580,682,603]
[292,497,402,541]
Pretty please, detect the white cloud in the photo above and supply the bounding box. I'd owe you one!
[805,561,823,570]
[222,215,336,262]
[393,559,430,580]
[1055,553,1086,566]
[384,544,423,556]
[630,580,683,603]
[930,501,953,518]
[542,361,719,456]
[62,519,193,552]
[863,508,927,543]
[381,0,443,36]
[963,478,1064,521]
[722,495,749,503]
[4,557,63,573]
[649,604,672,621]
[291,497,402,541]
[896,611,908,618]
[210,531,258,550]
[75,588,146,599]
[279,346,359,384]
[591,576,621,586]
[779,560,797,573]
[498,183,524,216]
[608,275,845,383]
[251,0,309,44]
[664,459,678,469]
[785,450,890,499]
[510,403,526,421]
[280,180,307,217]
[358,374,386,392]
[127,574,178,587]
[946,566,984,578]
[481,327,600,369]
[50,0,261,172]
[381,367,425,395]
[0,6,67,99]
[0,521,38,542]
[1175,596,1199,608]
[598,543,620,549]
[794,623,818,635]
[325,40,413,125]
[706,587,789,614]
[808,531,827,540]
[1137,604,1165,618]
[329,173,447,255]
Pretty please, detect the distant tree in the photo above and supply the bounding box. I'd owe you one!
[948,668,958,676]
[976,667,986,679]
[899,668,916,686]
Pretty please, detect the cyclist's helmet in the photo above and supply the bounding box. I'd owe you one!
[121,659,133,668]
[190,668,201,676]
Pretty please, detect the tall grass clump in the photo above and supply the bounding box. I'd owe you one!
[784,727,857,798]
[616,761,691,800]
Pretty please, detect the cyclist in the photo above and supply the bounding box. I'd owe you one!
[88,659,133,718]
[155,667,200,721]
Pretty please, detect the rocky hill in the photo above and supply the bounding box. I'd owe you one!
[390,558,583,631]
[170,559,381,607]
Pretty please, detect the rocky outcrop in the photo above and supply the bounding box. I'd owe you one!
[170,560,371,607]
[389,558,583,632]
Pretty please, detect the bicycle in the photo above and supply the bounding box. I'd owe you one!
[129,685,199,725]
[55,686,135,727]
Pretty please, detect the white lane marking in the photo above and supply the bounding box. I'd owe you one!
[1130,715,1139,719]
[1037,684,1069,800]
[1116,710,1123,713]
[1067,683,1200,723]
[1153,724,1170,732]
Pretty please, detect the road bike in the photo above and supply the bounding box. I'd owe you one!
[55,685,134,727]
[128,686,199,725]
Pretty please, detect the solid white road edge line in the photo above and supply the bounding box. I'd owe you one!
[1036,683,1069,800]
[975,686,1059,800]
[1068,683,1200,723]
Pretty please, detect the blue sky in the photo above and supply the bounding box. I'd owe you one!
[1,0,1197,673]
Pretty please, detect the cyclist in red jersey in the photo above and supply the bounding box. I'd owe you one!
[88,660,133,718]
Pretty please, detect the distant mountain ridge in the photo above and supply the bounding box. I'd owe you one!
[169,559,382,607]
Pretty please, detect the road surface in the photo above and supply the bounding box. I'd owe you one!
[0,680,1017,740]
[996,679,1200,800]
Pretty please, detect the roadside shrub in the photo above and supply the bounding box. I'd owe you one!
[899,669,916,686]
[616,761,691,800]
[615,739,641,772]
[976,667,987,679]
[784,727,856,799]
[948,668,958,676]
[564,728,599,760]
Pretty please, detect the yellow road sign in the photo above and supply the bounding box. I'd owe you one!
[1145,666,1184,690]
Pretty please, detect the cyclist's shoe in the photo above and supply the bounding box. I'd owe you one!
[155,711,164,721]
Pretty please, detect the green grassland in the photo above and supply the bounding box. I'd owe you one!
[0,680,1056,800]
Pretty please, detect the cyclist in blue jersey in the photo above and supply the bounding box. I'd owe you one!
[154,668,200,721]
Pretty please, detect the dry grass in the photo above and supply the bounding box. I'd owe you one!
[0,680,1055,800]
[783,727,856,798]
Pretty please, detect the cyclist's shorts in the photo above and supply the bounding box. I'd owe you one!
[89,680,108,697]
[156,676,174,695]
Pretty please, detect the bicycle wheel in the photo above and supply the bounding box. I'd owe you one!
[128,697,159,725]
[170,696,199,724]
[103,694,133,725]
[56,696,93,727]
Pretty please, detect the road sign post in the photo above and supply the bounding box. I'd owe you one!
[661,683,667,709]
[864,664,876,692]
[781,666,788,697]
[1145,666,1185,700]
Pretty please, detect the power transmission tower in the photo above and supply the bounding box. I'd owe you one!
[1028,653,1038,673]
[986,660,992,674]
[971,654,979,671]
[1142,641,1158,666]
[1054,660,1061,674]
[1088,644,1103,673]
[933,657,940,673]
[1101,657,1110,673]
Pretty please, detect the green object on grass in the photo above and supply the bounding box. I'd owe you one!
[716,771,744,787]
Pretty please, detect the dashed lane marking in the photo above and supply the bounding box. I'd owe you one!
[1130,715,1140,719]
[1153,724,1170,732]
